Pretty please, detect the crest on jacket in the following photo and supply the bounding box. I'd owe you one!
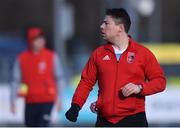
[38,61,47,74]
[127,52,135,63]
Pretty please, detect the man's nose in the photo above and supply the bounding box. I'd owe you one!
[100,23,104,29]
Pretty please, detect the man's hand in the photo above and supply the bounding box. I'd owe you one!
[90,101,98,113]
[121,83,142,97]
[65,103,80,122]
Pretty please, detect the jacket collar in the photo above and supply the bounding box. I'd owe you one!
[29,48,46,55]
[104,35,136,53]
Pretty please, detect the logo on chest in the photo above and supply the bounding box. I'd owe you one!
[127,52,135,63]
[38,61,47,74]
[102,55,111,61]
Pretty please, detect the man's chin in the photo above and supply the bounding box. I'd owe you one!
[102,36,107,40]
[101,37,111,43]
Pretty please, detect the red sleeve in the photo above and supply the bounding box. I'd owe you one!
[72,50,97,108]
[140,50,166,96]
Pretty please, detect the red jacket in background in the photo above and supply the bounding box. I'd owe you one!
[72,37,166,123]
[18,28,57,104]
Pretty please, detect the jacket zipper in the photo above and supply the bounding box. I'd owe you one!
[111,44,129,114]
[113,60,119,114]
[112,51,126,114]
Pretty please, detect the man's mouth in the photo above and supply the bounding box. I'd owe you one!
[101,31,105,36]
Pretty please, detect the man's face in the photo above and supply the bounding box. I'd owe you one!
[100,15,121,42]
[32,36,46,51]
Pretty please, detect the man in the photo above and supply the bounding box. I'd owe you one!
[65,8,166,127]
[10,27,64,126]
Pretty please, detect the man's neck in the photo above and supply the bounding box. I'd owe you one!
[32,49,43,54]
[32,50,40,55]
[112,34,129,51]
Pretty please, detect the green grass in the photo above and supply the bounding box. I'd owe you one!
[167,76,180,87]
[71,74,180,87]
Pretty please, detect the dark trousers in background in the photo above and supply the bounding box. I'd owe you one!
[25,102,54,127]
[96,112,148,127]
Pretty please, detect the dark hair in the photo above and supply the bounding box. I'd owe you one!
[106,8,131,33]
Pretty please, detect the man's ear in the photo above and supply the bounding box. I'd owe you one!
[118,24,125,32]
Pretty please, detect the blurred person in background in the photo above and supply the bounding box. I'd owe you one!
[65,8,166,127]
[10,27,64,127]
